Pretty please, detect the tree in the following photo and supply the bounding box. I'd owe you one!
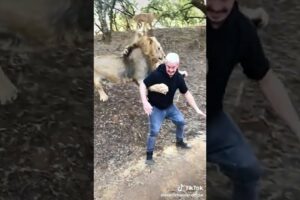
[94,0,112,42]
[94,0,206,39]
[117,0,137,31]
[94,0,137,41]
[190,0,206,15]
[143,0,205,28]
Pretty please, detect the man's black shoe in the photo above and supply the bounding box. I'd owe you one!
[145,151,155,165]
[176,140,192,149]
[145,159,155,165]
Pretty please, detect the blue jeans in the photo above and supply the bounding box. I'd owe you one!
[146,104,185,152]
[207,111,262,200]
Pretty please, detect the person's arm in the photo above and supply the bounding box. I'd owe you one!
[183,91,206,117]
[239,6,269,28]
[259,69,300,138]
[139,81,153,115]
[178,70,188,77]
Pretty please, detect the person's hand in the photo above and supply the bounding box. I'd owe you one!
[257,7,269,28]
[198,111,206,119]
[149,83,169,95]
[143,101,153,115]
[179,70,188,77]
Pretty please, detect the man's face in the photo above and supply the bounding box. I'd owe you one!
[207,0,235,28]
[166,62,179,77]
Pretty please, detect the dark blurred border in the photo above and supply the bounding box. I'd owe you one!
[0,0,94,199]
[207,1,300,199]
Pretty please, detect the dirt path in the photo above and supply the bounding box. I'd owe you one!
[95,136,206,200]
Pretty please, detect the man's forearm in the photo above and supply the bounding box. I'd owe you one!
[260,70,300,136]
[139,81,148,104]
[184,91,205,115]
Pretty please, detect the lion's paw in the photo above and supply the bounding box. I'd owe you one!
[99,92,108,102]
[122,47,130,57]
[149,83,168,95]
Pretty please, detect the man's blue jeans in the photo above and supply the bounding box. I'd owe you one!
[207,111,262,200]
[146,104,185,152]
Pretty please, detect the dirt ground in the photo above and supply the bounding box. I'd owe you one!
[207,1,300,199]
[94,27,206,199]
[0,41,94,199]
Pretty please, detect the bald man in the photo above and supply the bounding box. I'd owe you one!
[139,52,206,165]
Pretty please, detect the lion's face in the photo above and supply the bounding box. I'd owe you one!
[150,37,165,62]
[138,36,165,67]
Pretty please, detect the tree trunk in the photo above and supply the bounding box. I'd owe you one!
[108,0,117,33]
[96,0,111,42]
[125,17,131,31]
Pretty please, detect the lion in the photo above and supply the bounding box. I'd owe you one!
[121,36,189,96]
[132,13,156,31]
[94,34,165,102]
[122,34,165,71]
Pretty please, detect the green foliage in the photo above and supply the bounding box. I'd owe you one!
[142,0,205,27]
[94,0,138,33]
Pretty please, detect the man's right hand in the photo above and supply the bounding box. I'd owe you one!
[143,101,153,116]
[198,112,206,119]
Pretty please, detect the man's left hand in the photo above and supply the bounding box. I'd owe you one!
[179,70,188,77]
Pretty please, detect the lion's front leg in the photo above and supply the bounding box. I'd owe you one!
[94,75,108,102]
[122,43,139,57]
[0,67,18,105]
[122,31,144,57]
[136,79,168,95]
[148,83,169,95]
